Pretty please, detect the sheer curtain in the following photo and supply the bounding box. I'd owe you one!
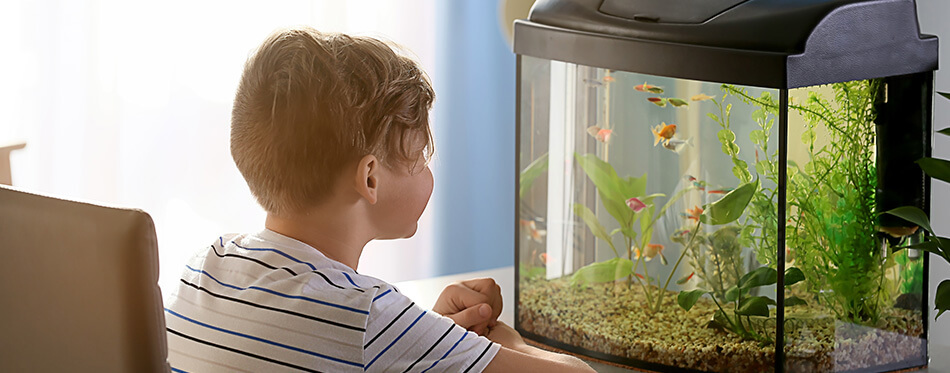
[0,0,444,293]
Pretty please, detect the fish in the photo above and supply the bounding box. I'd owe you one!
[634,243,668,265]
[676,272,695,285]
[707,188,734,194]
[520,219,547,243]
[668,98,689,107]
[877,225,920,238]
[663,137,693,153]
[651,122,677,146]
[626,197,646,213]
[586,126,612,143]
[584,76,615,87]
[691,93,715,101]
[539,252,549,264]
[684,206,704,221]
[635,82,664,94]
[647,97,667,107]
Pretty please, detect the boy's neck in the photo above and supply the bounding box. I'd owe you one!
[264,206,370,271]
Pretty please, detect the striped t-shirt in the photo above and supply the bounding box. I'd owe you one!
[165,229,500,372]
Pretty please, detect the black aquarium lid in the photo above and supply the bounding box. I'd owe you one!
[513,0,938,88]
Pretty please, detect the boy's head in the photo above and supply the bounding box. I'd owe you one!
[231,26,435,216]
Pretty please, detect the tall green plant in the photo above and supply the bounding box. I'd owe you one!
[722,81,886,324]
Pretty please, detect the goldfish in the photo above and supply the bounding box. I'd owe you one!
[691,93,715,101]
[647,97,667,107]
[676,272,695,285]
[668,98,689,107]
[683,206,704,221]
[520,219,547,243]
[663,137,692,153]
[539,252,549,264]
[586,126,612,143]
[633,243,668,265]
[635,82,664,94]
[651,122,677,146]
[626,197,646,213]
[603,75,615,83]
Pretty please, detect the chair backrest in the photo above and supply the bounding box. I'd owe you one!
[0,185,169,372]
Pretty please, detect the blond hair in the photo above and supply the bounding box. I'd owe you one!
[231,27,435,215]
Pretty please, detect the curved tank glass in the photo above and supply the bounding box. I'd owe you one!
[513,0,937,372]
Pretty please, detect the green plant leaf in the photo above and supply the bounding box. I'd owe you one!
[574,153,624,202]
[881,206,933,234]
[574,204,612,247]
[725,286,741,302]
[737,296,772,317]
[938,91,950,101]
[570,257,634,286]
[740,266,778,289]
[785,296,807,307]
[917,157,950,185]
[784,267,805,287]
[701,179,758,225]
[938,127,950,137]
[519,153,548,198]
[936,279,950,320]
[678,289,708,311]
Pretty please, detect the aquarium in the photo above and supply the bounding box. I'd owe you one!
[513,0,938,372]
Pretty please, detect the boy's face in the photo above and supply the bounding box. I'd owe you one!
[374,134,433,239]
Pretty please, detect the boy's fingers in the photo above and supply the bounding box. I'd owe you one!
[435,283,490,315]
[461,278,503,321]
[445,303,493,332]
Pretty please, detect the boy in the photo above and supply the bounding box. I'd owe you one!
[164,26,594,372]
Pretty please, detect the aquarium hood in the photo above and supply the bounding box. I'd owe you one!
[513,0,938,89]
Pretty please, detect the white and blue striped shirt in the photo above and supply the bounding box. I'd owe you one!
[165,229,499,372]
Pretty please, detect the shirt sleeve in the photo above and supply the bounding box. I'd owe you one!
[362,285,500,373]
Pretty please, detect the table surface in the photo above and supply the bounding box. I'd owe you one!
[394,266,950,373]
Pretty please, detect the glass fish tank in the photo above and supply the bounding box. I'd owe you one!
[513,0,938,372]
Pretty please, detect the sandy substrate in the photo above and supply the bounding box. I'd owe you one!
[518,277,926,372]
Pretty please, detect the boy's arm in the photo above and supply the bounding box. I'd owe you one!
[482,322,595,373]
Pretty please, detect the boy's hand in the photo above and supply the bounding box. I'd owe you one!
[432,278,503,336]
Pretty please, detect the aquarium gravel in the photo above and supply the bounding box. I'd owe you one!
[518,277,925,372]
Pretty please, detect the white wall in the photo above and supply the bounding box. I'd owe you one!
[916,0,950,348]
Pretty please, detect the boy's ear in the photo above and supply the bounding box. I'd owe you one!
[354,154,379,204]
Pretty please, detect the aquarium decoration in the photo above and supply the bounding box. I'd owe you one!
[514,0,937,372]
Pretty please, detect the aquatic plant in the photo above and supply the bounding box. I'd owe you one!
[719,81,888,325]
[676,179,808,344]
[570,152,704,310]
[679,224,745,300]
[893,250,923,296]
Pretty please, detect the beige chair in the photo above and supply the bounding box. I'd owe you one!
[0,185,169,372]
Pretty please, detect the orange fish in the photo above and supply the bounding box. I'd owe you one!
[707,188,733,194]
[635,82,664,94]
[586,126,612,143]
[684,206,704,221]
[634,244,667,265]
[520,219,546,243]
[676,272,695,285]
[603,75,615,83]
[651,122,677,146]
[539,253,549,264]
